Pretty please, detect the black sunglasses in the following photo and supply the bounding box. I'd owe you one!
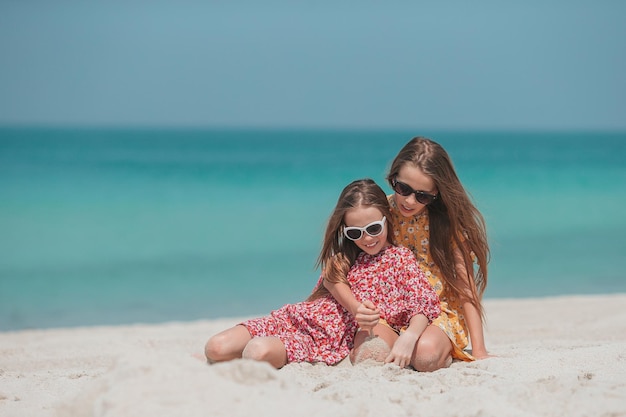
[390,178,438,205]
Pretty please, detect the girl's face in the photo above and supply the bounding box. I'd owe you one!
[393,164,438,218]
[343,206,389,256]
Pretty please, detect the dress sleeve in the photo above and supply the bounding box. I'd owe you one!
[397,249,441,323]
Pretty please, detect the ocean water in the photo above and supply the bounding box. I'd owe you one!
[1,127,625,331]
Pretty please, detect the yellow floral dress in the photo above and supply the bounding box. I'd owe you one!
[388,195,474,361]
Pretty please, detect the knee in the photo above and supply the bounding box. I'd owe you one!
[241,338,287,369]
[241,338,272,362]
[412,337,451,372]
[204,333,230,362]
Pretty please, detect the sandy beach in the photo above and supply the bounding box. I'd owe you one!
[1,294,625,417]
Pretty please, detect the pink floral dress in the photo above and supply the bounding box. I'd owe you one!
[242,245,441,365]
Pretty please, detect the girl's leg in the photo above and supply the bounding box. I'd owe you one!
[411,324,453,372]
[350,323,398,364]
[205,325,252,363]
[241,336,288,369]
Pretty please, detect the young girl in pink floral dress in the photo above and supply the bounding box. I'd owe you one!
[204,178,440,369]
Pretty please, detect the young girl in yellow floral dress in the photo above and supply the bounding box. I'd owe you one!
[345,137,491,371]
[390,137,491,369]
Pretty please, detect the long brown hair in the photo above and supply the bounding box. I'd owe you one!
[386,137,489,317]
[307,178,393,301]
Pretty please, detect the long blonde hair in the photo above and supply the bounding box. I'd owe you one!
[307,178,393,301]
[386,137,489,317]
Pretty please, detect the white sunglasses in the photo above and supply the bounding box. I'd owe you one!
[343,217,386,241]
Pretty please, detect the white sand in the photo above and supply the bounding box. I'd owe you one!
[1,294,626,417]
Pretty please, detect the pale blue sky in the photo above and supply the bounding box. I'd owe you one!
[1,1,624,130]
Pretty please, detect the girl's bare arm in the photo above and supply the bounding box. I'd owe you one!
[385,313,429,368]
[454,248,490,359]
[323,279,380,329]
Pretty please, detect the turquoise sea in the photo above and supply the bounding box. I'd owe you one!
[1,127,625,331]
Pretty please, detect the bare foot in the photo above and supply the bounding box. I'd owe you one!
[191,352,213,364]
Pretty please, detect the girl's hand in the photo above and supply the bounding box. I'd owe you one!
[384,331,419,368]
[471,348,494,360]
[355,300,380,332]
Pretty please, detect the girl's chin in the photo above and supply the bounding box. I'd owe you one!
[398,206,417,217]
[398,203,425,217]
[360,241,382,254]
